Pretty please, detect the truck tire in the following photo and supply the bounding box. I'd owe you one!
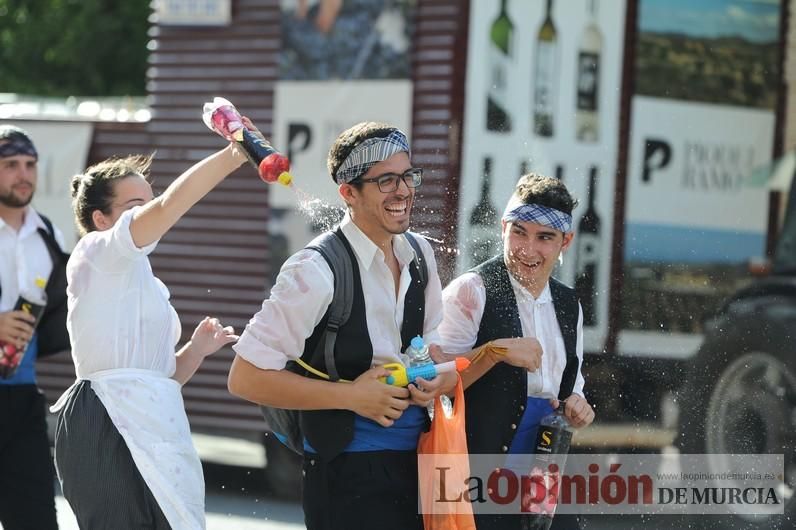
[676,314,795,529]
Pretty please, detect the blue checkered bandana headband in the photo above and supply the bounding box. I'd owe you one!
[502,196,573,233]
[335,129,411,184]
[0,138,38,160]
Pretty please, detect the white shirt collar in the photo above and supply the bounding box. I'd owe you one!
[508,271,553,305]
[339,212,416,271]
[0,207,47,238]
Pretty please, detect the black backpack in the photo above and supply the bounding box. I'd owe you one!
[0,214,70,357]
[36,215,71,356]
[260,230,428,454]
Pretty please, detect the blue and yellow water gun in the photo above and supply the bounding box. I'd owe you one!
[380,358,471,387]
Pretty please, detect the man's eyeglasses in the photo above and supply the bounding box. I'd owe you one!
[355,167,423,193]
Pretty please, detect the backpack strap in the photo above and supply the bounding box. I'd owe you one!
[404,232,428,289]
[37,215,65,264]
[304,228,355,382]
[39,213,55,238]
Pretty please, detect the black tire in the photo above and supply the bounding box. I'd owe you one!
[262,433,303,500]
[675,306,796,529]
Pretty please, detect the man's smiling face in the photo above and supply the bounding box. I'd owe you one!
[344,151,415,240]
[502,219,573,296]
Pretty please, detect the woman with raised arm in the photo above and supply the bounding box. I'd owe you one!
[52,142,246,530]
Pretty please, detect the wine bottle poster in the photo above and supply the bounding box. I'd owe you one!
[458,0,627,349]
[620,0,781,356]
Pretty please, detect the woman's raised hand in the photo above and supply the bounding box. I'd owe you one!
[189,316,239,358]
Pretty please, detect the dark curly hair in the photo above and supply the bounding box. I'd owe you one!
[326,121,399,184]
[512,173,578,215]
[71,154,153,236]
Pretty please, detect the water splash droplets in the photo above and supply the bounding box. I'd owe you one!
[293,186,345,232]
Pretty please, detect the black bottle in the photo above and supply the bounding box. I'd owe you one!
[522,402,573,529]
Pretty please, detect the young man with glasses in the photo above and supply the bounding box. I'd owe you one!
[229,122,455,530]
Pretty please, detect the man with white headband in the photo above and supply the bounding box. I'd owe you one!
[439,173,594,529]
[229,122,454,530]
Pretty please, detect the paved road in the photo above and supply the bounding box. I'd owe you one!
[56,495,305,530]
[54,462,305,530]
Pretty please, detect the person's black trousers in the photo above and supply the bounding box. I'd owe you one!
[302,449,424,530]
[54,380,170,529]
[0,384,58,530]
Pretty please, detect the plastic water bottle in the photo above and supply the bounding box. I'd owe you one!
[522,402,574,529]
[202,97,293,186]
[403,335,454,418]
[406,335,432,367]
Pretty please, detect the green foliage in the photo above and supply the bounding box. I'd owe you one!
[0,0,150,96]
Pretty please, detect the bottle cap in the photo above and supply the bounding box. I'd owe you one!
[410,336,424,350]
[277,172,293,187]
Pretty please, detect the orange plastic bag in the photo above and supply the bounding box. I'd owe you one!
[418,375,476,530]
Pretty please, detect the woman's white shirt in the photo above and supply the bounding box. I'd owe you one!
[66,207,180,378]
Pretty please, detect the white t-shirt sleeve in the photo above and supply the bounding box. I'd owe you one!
[74,207,158,273]
[439,272,486,355]
[233,249,335,371]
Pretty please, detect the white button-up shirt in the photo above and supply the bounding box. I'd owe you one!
[66,206,180,378]
[439,271,585,399]
[234,214,443,371]
[0,208,64,311]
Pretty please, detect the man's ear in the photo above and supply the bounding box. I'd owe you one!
[561,232,575,252]
[338,183,357,206]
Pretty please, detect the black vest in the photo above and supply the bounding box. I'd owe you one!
[291,230,427,460]
[464,256,580,454]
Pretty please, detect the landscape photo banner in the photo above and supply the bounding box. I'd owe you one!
[620,0,780,343]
